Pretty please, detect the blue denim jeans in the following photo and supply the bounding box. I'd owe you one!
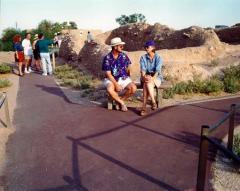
[40,53,52,75]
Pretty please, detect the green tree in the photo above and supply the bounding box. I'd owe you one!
[116,13,146,26]
[69,21,78,29]
[1,28,24,51]
[36,20,53,39]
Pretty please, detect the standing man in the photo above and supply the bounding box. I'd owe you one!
[87,31,94,43]
[35,33,53,76]
[102,37,137,112]
[22,33,33,73]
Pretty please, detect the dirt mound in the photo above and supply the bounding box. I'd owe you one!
[59,23,240,82]
[59,29,102,62]
[104,23,221,51]
[215,25,240,45]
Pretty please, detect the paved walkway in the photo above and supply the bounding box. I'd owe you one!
[5,73,240,191]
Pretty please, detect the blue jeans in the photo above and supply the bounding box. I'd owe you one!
[40,53,52,75]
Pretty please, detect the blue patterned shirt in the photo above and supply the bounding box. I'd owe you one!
[102,52,131,81]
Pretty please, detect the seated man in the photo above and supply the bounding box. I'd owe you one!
[102,37,137,112]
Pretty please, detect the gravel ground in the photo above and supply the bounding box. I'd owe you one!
[211,127,240,191]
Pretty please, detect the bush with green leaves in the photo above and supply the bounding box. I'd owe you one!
[223,76,240,93]
[233,133,240,157]
[0,64,12,74]
[163,88,175,99]
[0,79,11,88]
[201,79,224,94]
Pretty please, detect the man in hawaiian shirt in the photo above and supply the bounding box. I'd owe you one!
[102,37,137,112]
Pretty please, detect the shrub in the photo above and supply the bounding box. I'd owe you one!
[163,88,175,99]
[80,80,91,89]
[223,76,240,93]
[0,64,12,74]
[210,59,219,67]
[233,133,240,157]
[222,65,240,80]
[0,79,11,88]
[201,79,223,94]
[55,64,94,90]
[174,82,189,94]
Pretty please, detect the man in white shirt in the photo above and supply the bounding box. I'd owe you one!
[22,33,33,73]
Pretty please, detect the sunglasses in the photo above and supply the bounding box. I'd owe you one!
[118,45,124,49]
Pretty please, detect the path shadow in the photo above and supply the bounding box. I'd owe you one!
[76,105,175,141]
[65,137,181,191]
[37,140,88,191]
[35,85,74,105]
[189,104,229,113]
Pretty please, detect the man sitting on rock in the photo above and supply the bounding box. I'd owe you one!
[102,37,137,112]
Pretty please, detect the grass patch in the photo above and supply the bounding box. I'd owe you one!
[0,64,12,74]
[233,133,240,157]
[54,64,94,90]
[0,79,11,88]
[163,64,240,99]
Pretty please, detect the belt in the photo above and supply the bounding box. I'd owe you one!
[120,76,128,80]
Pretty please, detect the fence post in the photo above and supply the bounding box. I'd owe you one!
[3,92,11,128]
[196,125,209,191]
[51,45,56,71]
[228,104,236,151]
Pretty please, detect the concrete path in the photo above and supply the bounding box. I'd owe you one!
[5,73,240,191]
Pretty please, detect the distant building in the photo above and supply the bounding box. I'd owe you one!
[215,25,229,29]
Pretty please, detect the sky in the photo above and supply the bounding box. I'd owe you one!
[0,0,240,35]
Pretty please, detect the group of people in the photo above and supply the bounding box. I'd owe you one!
[13,33,54,76]
[13,33,162,115]
[102,37,163,116]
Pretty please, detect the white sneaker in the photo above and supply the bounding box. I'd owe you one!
[25,68,29,73]
[28,68,33,73]
[42,73,47,76]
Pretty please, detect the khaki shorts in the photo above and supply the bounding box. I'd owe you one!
[103,77,132,90]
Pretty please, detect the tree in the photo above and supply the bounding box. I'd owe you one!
[69,21,78,29]
[37,20,53,32]
[116,13,146,26]
[1,28,24,51]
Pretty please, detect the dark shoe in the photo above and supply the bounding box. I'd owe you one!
[151,102,157,110]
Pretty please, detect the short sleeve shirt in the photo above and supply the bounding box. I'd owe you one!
[13,42,23,52]
[102,52,131,81]
[22,39,33,56]
[140,53,163,81]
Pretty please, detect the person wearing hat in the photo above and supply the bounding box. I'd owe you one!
[139,40,163,116]
[102,37,137,112]
[32,34,41,71]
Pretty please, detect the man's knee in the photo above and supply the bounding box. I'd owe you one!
[107,84,116,95]
[126,83,136,93]
[131,83,137,93]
